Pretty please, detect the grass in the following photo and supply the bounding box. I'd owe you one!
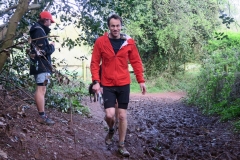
[53,63,201,94]
[130,69,200,93]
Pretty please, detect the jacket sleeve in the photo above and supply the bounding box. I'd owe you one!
[90,39,101,82]
[128,42,145,83]
[32,28,55,56]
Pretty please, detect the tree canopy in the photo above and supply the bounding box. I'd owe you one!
[0,0,135,72]
[0,0,238,75]
[124,0,220,76]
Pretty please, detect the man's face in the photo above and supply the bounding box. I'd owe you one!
[108,18,122,39]
[44,19,52,27]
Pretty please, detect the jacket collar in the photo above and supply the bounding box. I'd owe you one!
[103,32,135,48]
[37,22,51,35]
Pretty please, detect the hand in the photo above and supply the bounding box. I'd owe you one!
[51,42,55,47]
[30,53,36,59]
[92,82,100,93]
[139,83,146,95]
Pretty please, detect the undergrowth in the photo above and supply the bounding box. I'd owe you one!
[0,51,90,116]
[185,32,240,130]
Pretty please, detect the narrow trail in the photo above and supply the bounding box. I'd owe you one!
[1,92,240,160]
[87,92,186,121]
[85,92,240,159]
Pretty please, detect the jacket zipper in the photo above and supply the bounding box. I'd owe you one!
[105,35,129,85]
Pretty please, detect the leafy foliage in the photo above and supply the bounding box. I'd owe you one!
[219,14,235,29]
[0,46,90,115]
[125,0,219,77]
[186,32,240,126]
[0,0,138,114]
[49,0,137,46]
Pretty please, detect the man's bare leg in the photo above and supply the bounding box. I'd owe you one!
[35,86,46,113]
[118,108,127,143]
[115,102,119,130]
[105,107,115,128]
[105,107,116,144]
[117,108,130,156]
[35,85,55,125]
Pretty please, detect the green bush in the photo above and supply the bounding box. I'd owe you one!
[234,120,240,130]
[186,31,240,129]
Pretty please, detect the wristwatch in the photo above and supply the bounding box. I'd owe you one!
[93,80,99,85]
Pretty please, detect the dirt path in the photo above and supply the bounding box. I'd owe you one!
[87,92,186,121]
[1,92,240,160]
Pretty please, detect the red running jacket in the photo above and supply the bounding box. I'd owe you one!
[90,32,145,86]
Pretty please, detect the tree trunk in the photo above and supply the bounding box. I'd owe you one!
[0,0,30,72]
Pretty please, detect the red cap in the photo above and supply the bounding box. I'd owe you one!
[40,11,55,23]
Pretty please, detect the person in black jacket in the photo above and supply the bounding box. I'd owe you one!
[29,11,55,125]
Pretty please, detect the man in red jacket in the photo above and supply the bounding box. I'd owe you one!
[90,14,146,157]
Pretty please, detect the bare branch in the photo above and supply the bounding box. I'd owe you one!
[28,4,41,10]
[0,3,41,16]
[0,3,41,42]
[45,2,53,11]
[0,0,31,71]
[0,35,59,54]
[0,27,7,42]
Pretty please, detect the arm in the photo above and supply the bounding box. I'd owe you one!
[32,29,55,56]
[129,41,146,95]
[128,42,145,83]
[90,39,101,92]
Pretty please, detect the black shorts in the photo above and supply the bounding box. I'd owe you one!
[102,84,130,109]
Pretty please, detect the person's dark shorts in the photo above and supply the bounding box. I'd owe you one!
[102,84,130,109]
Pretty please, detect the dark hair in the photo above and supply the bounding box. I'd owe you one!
[107,14,122,27]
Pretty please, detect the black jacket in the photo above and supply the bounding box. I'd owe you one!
[29,22,55,75]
